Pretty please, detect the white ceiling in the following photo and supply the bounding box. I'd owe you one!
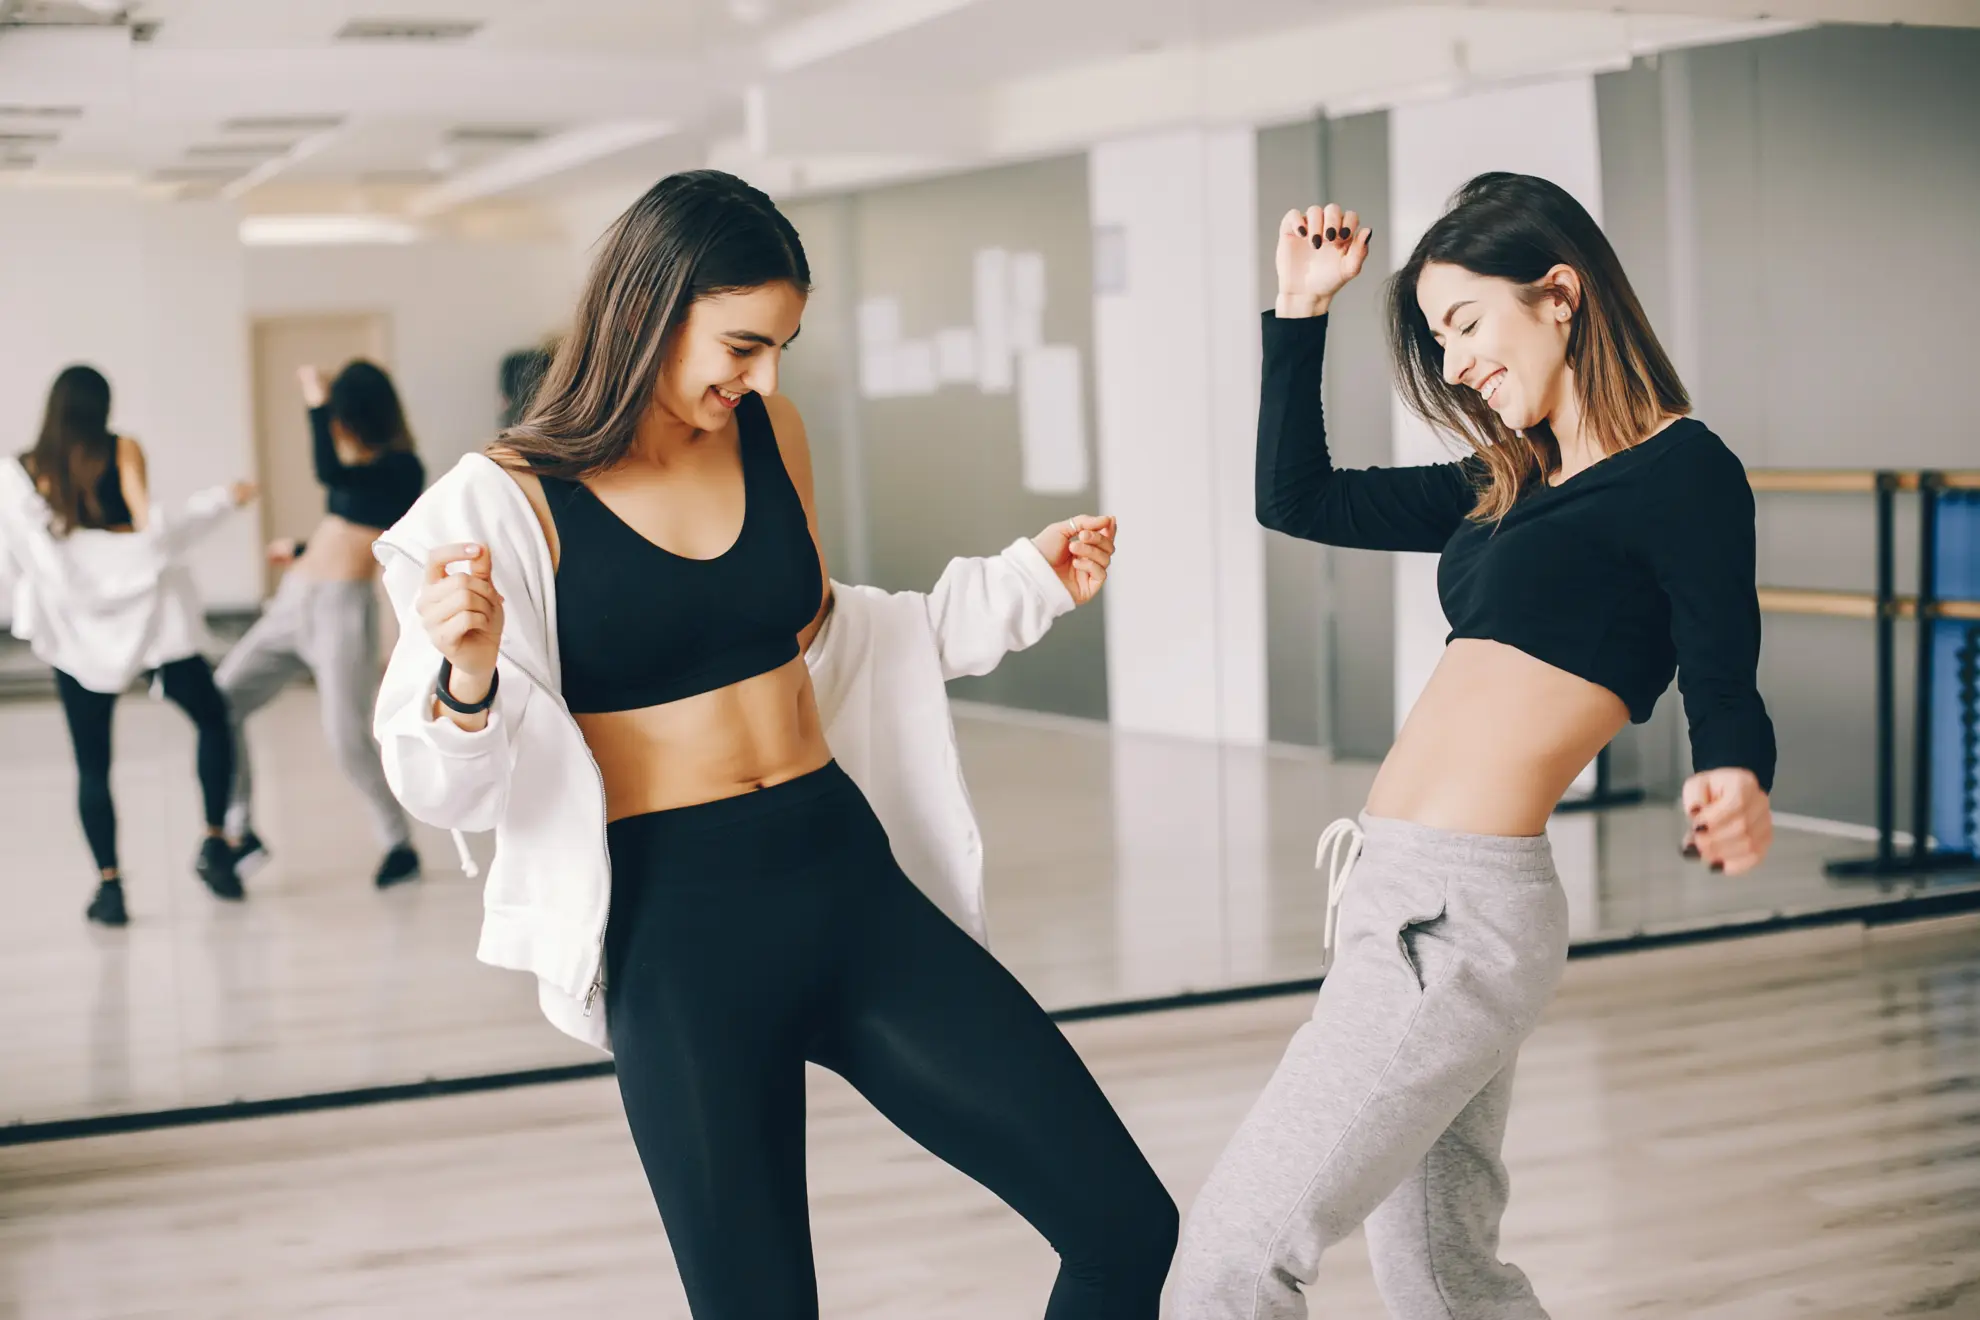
[1,0,1974,222]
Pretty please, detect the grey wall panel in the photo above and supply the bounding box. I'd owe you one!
[851,154,1108,720]
[1592,27,1980,824]
[1257,118,1328,748]
[777,195,859,581]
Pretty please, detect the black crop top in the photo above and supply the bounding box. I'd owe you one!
[1257,312,1775,792]
[309,405,424,530]
[543,393,822,714]
[93,455,133,528]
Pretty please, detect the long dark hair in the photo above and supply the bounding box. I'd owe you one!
[24,365,118,536]
[1388,171,1689,521]
[328,360,415,454]
[498,169,810,479]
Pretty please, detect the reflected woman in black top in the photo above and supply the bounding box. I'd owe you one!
[1171,174,1775,1318]
[216,360,426,888]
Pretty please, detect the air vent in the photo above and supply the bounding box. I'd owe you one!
[0,2,127,28]
[335,17,482,42]
[185,141,295,160]
[445,124,548,146]
[0,105,86,120]
[222,115,345,134]
[0,131,61,146]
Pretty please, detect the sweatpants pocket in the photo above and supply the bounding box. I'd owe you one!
[1394,899,1448,992]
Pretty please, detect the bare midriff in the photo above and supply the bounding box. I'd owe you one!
[1364,638,1630,838]
[576,653,833,822]
[294,515,387,582]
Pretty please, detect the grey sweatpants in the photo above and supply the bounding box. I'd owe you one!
[1170,815,1570,1320]
[216,573,411,851]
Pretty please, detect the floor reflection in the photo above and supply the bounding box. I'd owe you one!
[4,689,1974,1127]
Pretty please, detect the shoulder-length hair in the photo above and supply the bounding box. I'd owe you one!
[1388,171,1689,520]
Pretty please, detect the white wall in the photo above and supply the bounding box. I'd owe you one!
[1089,127,1265,746]
[245,241,577,479]
[0,191,259,612]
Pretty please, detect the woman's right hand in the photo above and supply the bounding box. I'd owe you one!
[1276,203,1373,319]
[418,542,505,702]
[297,365,330,409]
[266,538,298,567]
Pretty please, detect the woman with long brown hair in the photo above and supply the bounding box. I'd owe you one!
[0,365,256,924]
[368,169,1174,1317]
[217,359,424,887]
[1169,172,1777,1317]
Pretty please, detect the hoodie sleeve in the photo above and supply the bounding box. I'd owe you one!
[149,486,239,560]
[371,476,539,833]
[921,537,1078,681]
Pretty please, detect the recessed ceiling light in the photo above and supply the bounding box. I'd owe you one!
[240,214,424,246]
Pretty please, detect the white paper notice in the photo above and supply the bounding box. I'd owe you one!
[892,339,938,397]
[856,296,904,399]
[973,247,1014,395]
[1017,344,1087,495]
[934,327,978,384]
[1009,250,1046,352]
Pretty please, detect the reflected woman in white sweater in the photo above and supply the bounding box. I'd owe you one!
[1,365,256,924]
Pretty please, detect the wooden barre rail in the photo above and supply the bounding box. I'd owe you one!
[1749,469,1980,494]
[1758,587,1980,621]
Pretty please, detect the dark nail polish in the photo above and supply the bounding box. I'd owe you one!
[1325,227,1337,242]
[1681,842,1701,860]
[1709,861,1725,874]
[1364,228,1373,244]
[1298,225,1307,236]
[1312,234,1323,248]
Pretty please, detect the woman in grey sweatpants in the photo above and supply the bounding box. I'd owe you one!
[218,361,425,889]
[1170,174,1779,1318]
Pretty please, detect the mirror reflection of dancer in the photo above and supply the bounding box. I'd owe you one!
[0,366,257,925]
[1171,175,1777,1318]
[372,171,1177,1317]
[217,362,424,887]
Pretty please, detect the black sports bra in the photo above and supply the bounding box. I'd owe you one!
[542,394,822,715]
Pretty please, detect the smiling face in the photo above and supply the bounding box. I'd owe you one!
[1415,260,1579,433]
[652,281,807,434]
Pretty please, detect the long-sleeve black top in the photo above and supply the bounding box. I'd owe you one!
[311,405,425,531]
[1257,311,1776,792]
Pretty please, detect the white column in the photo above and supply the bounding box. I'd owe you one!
[1387,75,1606,810]
[1089,127,1266,746]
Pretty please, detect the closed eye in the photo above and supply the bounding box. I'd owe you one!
[1460,320,1479,337]
[727,345,755,359]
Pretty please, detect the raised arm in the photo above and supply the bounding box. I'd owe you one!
[1257,312,1476,550]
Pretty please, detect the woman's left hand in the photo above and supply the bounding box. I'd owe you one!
[1682,768,1772,875]
[1034,515,1116,606]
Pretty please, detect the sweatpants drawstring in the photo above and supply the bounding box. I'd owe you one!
[1316,817,1364,970]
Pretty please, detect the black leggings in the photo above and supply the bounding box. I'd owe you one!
[54,656,232,875]
[604,761,1177,1319]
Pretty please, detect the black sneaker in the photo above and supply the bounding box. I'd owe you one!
[86,879,128,927]
[374,845,421,889]
[196,835,245,901]
[232,831,270,879]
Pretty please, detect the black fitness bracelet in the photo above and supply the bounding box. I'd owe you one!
[435,658,499,715]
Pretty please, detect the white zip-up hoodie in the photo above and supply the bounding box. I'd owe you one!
[371,454,1077,1052]
[0,457,238,693]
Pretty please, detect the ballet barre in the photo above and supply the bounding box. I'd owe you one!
[1750,468,1980,880]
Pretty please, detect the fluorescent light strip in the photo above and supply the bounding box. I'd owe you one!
[239,214,422,247]
[407,119,675,217]
[764,0,983,73]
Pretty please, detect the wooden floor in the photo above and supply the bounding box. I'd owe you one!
[3,919,1977,1319]
[10,687,1970,1128]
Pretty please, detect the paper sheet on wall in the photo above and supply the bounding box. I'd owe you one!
[1018,344,1087,495]
[973,247,1014,395]
[892,340,938,396]
[856,296,904,399]
[1009,250,1046,352]
[934,327,977,384]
